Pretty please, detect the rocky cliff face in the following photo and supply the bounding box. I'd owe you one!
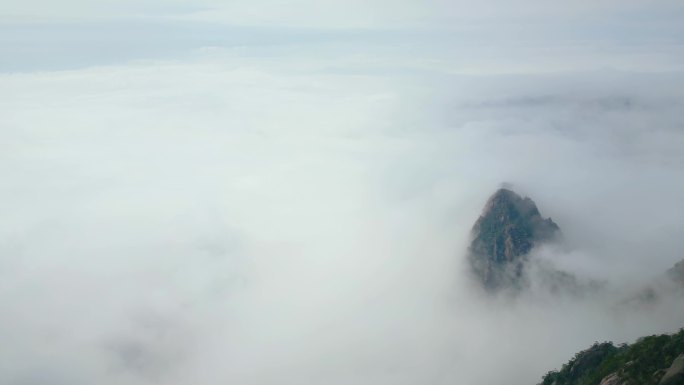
[467,188,560,291]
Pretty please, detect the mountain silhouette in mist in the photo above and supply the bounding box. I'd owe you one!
[467,188,560,292]
[668,259,684,287]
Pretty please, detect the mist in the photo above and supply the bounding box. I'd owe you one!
[2,2,684,384]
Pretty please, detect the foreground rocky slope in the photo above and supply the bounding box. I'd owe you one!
[467,188,560,291]
[538,329,684,385]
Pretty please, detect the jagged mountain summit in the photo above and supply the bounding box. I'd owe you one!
[467,188,560,292]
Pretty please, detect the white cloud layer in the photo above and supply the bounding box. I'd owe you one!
[1,3,684,384]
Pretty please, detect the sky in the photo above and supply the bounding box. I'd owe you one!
[1,1,684,385]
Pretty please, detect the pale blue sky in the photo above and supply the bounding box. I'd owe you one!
[2,0,683,71]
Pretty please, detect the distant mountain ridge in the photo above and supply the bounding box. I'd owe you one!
[467,188,560,291]
[668,260,684,286]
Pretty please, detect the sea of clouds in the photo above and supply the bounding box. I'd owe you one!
[2,3,684,383]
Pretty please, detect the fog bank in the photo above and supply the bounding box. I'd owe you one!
[2,31,684,385]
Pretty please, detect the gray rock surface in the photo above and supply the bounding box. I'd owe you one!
[599,372,623,385]
[660,353,684,385]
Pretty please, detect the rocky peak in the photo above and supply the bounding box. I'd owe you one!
[467,188,560,291]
